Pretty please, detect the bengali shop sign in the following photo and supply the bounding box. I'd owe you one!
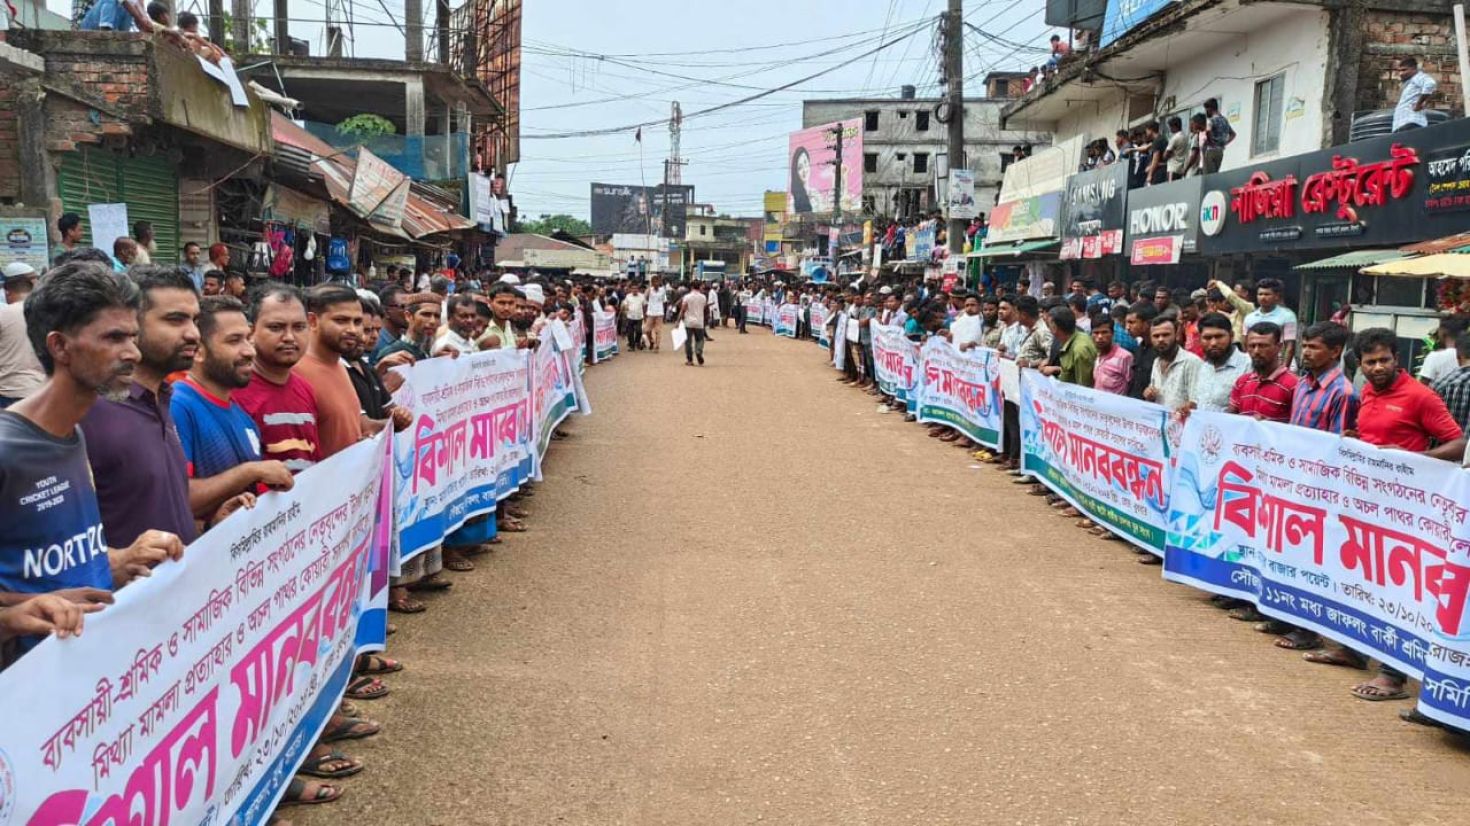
[775,304,799,338]
[1164,412,1470,728]
[1020,372,1172,553]
[0,435,390,826]
[391,350,533,559]
[916,339,1003,449]
[592,311,619,362]
[871,323,919,407]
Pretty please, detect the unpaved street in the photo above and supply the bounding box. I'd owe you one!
[302,329,1470,825]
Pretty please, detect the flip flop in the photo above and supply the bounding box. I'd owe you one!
[343,676,389,702]
[280,778,343,807]
[354,654,403,676]
[298,748,363,779]
[442,554,475,572]
[388,595,426,613]
[406,577,452,592]
[1302,648,1370,669]
[1254,620,1295,636]
[1227,605,1267,622]
[1351,682,1411,702]
[321,712,382,742]
[1274,629,1322,651]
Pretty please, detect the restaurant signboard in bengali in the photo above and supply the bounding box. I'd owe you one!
[1198,118,1470,254]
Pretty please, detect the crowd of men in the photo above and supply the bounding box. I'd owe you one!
[752,271,1470,732]
[0,238,634,821]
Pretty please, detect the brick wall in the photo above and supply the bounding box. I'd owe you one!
[39,39,147,153]
[1357,10,1464,116]
[0,73,19,200]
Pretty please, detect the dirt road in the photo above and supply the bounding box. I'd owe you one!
[300,328,1470,825]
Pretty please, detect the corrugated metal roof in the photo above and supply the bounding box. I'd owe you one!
[271,113,473,240]
[1400,231,1470,255]
[1293,249,1410,270]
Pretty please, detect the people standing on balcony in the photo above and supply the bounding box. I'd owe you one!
[1392,56,1437,132]
[1045,34,1070,74]
[1165,116,1189,181]
[1202,98,1235,173]
[78,0,158,32]
[1143,121,1169,186]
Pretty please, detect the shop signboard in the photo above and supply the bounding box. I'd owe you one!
[1101,0,1177,46]
[0,212,51,272]
[1198,118,1470,254]
[1124,176,1201,265]
[1059,163,1129,260]
[988,191,1062,244]
[590,183,695,240]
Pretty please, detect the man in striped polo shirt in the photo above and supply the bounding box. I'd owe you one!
[1228,322,1296,422]
[1290,322,1358,434]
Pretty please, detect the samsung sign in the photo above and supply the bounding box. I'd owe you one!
[1100,0,1177,46]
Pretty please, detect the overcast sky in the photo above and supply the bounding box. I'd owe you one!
[50,0,1054,220]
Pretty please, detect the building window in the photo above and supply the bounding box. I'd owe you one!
[865,110,880,131]
[862,195,876,214]
[913,153,929,174]
[864,153,878,173]
[699,225,706,236]
[916,110,930,131]
[1253,74,1285,156]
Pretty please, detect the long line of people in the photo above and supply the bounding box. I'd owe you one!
[0,249,616,822]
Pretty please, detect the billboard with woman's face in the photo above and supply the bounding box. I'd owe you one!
[788,118,863,216]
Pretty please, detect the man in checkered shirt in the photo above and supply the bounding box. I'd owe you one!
[1431,333,1470,436]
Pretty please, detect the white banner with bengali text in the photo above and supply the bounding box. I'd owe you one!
[775,304,799,338]
[871,322,919,407]
[593,311,619,362]
[916,339,1004,449]
[0,435,392,826]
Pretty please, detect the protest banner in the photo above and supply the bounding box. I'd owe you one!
[0,435,391,826]
[763,298,776,327]
[832,311,847,371]
[391,349,534,559]
[744,298,764,327]
[1164,411,1470,729]
[1020,371,1171,553]
[775,304,799,338]
[871,322,919,409]
[592,311,619,362]
[810,302,831,348]
[531,332,580,463]
[916,339,1003,449]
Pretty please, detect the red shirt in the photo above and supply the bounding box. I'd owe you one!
[1229,365,1297,422]
[233,370,323,474]
[1358,369,1463,451]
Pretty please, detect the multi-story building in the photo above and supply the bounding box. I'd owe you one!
[802,82,1050,222]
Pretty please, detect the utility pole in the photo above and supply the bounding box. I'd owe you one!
[944,0,966,255]
[828,121,845,257]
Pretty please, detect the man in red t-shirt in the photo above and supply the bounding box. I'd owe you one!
[1306,327,1465,705]
[232,285,322,473]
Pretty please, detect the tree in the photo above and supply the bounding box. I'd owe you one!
[336,114,398,138]
[514,213,593,237]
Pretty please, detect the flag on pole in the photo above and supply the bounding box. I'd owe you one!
[635,127,642,143]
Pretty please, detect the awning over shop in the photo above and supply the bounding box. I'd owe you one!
[968,239,1058,258]
[1361,254,1470,278]
[1400,231,1470,256]
[270,113,474,241]
[1294,249,1411,271]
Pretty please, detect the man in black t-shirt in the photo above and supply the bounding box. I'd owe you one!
[1144,121,1169,186]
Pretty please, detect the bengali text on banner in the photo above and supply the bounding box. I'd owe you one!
[810,302,831,348]
[916,339,1004,449]
[1020,371,1172,553]
[775,304,799,338]
[391,349,534,559]
[1164,411,1470,729]
[871,322,919,410]
[592,311,619,362]
[531,325,581,462]
[0,434,392,826]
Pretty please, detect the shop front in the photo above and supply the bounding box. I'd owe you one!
[1123,176,1209,288]
[1058,163,1128,287]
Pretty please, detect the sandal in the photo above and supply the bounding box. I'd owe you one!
[1136,554,1162,565]
[321,713,381,742]
[1302,647,1370,669]
[1253,620,1295,636]
[298,747,363,779]
[354,654,403,676]
[280,778,343,807]
[1227,605,1267,622]
[343,675,389,701]
[407,576,452,592]
[498,517,528,532]
[1351,680,1410,702]
[1274,629,1322,651]
[442,550,475,572]
[389,595,426,613]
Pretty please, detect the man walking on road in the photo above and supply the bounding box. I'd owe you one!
[675,280,710,366]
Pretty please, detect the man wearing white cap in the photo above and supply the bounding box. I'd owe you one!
[0,263,44,407]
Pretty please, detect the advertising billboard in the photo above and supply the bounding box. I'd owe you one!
[589,183,694,239]
[1059,163,1129,259]
[787,118,862,216]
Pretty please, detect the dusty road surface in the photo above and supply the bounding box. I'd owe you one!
[299,327,1470,826]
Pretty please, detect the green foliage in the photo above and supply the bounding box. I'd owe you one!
[335,114,398,138]
[515,213,593,237]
